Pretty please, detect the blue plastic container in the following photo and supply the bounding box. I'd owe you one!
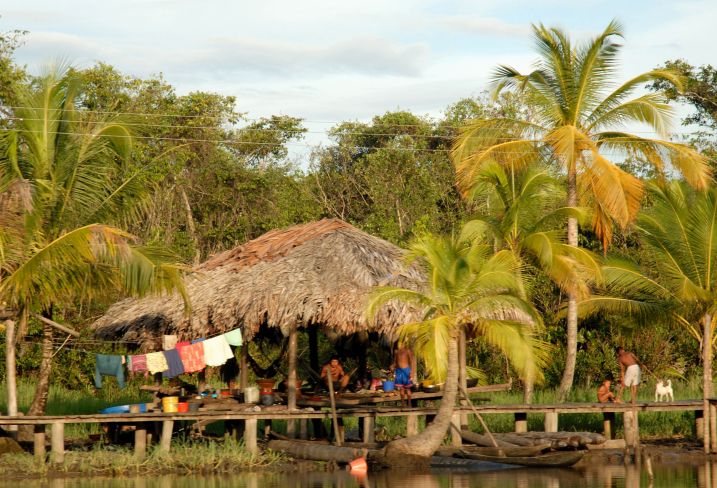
[382,381,395,392]
[100,403,146,414]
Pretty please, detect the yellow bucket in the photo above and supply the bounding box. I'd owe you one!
[162,396,179,413]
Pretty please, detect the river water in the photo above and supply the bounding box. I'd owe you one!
[3,462,716,488]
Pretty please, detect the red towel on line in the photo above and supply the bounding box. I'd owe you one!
[178,342,206,373]
[129,354,148,373]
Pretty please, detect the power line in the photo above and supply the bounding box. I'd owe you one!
[1,115,708,143]
[0,126,692,158]
[1,104,710,136]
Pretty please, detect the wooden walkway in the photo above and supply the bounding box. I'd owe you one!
[0,399,707,463]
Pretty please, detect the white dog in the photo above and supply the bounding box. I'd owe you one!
[654,380,674,402]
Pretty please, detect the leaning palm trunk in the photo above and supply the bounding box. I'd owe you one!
[28,324,53,416]
[377,333,459,468]
[558,168,579,402]
[704,313,713,453]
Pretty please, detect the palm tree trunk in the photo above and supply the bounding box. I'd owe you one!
[28,321,53,416]
[4,318,18,435]
[703,313,713,453]
[378,331,459,468]
[179,185,201,266]
[558,165,579,402]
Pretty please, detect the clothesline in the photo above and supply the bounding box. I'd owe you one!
[94,328,244,390]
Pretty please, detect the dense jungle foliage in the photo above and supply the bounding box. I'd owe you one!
[1,26,716,399]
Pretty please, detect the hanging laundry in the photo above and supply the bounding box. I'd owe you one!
[162,349,185,378]
[94,354,126,389]
[223,328,243,347]
[202,335,234,366]
[191,338,205,344]
[163,334,178,351]
[128,354,148,373]
[175,341,191,349]
[178,342,206,373]
[146,351,169,374]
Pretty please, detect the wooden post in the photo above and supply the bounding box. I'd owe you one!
[544,412,558,433]
[4,319,18,436]
[33,425,46,459]
[514,412,528,433]
[623,410,639,448]
[458,329,468,428]
[240,344,249,390]
[308,324,319,379]
[326,372,342,446]
[451,412,462,446]
[363,416,375,444]
[709,402,717,452]
[299,419,308,440]
[286,324,298,438]
[245,418,258,454]
[160,420,173,453]
[696,409,705,439]
[135,426,147,460]
[51,422,64,464]
[406,414,418,437]
[603,412,615,440]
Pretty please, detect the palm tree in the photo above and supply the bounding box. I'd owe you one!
[452,20,710,400]
[0,65,188,418]
[462,162,599,401]
[580,181,717,451]
[366,231,547,467]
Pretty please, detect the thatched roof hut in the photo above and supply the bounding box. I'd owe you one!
[92,219,424,351]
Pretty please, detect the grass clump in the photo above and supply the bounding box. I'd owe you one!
[0,439,284,479]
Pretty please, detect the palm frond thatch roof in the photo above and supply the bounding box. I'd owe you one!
[92,219,424,351]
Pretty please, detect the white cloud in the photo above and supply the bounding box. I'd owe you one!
[438,16,530,37]
[188,36,430,78]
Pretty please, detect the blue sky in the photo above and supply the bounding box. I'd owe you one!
[1,1,715,160]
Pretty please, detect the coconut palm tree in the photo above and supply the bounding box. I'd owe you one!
[366,231,547,467]
[0,65,188,417]
[452,20,710,400]
[462,162,599,401]
[580,181,717,451]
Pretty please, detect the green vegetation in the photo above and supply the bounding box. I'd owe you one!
[0,19,716,449]
[0,439,282,478]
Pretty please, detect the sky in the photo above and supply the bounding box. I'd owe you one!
[1,0,715,162]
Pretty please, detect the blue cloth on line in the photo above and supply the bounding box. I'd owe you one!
[162,349,185,378]
[191,338,205,344]
[94,354,126,389]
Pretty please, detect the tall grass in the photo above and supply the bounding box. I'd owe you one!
[0,439,283,478]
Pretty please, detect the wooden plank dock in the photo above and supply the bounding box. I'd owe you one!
[0,399,708,463]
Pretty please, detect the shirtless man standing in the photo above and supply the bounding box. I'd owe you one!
[392,342,415,406]
[616,346,641,404]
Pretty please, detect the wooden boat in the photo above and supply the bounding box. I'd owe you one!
[458,449,585,467]
[437,444,550,458]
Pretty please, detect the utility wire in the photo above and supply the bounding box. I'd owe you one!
[0,126,680,158]
[0,104,708,136]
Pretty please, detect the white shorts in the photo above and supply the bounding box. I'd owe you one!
[623,364,641,387]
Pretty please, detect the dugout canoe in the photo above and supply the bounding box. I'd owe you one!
[457,450,585,467]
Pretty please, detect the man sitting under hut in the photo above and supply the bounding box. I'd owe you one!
[321,355,351,393]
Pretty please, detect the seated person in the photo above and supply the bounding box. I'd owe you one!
[597,379,618,403]
[321,355,351,393]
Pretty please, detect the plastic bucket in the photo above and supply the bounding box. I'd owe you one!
[244,386,259,403]
[176,402,189,413]
[382,381,395,392]
[349,456,368,472]
[162,396,179,413]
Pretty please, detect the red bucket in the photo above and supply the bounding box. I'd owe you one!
[348,456,368,472]
[176,402,189,413]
